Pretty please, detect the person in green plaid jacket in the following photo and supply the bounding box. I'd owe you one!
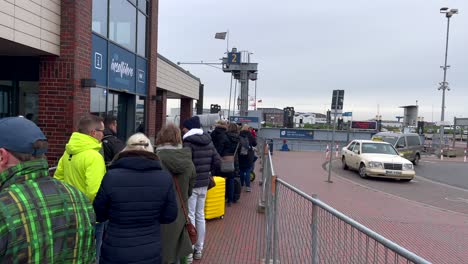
[0,117,96,263]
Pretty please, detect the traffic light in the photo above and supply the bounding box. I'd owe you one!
[210,104,221,114]
[326,110,331,124]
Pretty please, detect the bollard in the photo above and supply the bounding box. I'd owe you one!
[464,149,467,163]
[335,144,339,158]
[325,144,330,159]
[440,149,444,161]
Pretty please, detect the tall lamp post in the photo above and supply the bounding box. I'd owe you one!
[438,7,458,151]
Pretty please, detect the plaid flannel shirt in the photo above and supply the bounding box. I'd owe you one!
[0,159,96,263]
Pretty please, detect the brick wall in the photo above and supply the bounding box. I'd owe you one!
[155,89,167,133]
[180,98,193,128]
[38,0,93,165]
[146,0,159,142]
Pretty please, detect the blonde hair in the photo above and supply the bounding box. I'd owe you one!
[123,133,154,153]
[155,124,182,146]
[241,124,250,131]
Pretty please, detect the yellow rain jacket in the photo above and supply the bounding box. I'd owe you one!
[54,132,106,202]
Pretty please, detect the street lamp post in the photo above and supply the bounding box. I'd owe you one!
[438,7,458,152]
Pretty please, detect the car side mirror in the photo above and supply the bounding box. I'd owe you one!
[399,153,404,157]
[397,144,405,149]
[353,149,360,155]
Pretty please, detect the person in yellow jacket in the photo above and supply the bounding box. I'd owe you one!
[54,114,107,263]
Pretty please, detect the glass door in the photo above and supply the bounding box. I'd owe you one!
[107,91,135,141]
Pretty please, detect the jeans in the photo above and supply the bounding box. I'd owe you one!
[188,186,208,252]
[95,222,106,263]
[239,167,252,187]
[226,173,235,203]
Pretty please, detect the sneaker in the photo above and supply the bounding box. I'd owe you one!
[246,187,251,192]
[187,253,193,263]
[194,250,203,260]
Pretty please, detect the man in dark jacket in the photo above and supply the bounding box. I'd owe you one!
[182,116,221,261]
[0,117,96,263]
[238,124,257,192]
[102,116,125,164]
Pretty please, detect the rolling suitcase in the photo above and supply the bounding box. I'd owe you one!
[233,177,241,202]
[205,176,226,220]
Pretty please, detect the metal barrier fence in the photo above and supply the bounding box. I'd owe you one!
[259,138,431,264]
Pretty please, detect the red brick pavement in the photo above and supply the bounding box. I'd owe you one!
[199,151,467,263]
[272,151,468,264]
[196,172,265,264]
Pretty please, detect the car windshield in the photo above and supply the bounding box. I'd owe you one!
[361,143,398,155]
[376,136,398,145]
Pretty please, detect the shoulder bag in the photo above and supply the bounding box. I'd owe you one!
[173,176,198,245]
[220,143,239,173]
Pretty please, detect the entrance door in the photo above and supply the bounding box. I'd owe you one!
[107,91,135,141]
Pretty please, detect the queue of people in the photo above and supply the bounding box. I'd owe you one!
[0,114,257,264]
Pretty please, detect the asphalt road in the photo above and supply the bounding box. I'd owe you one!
[416,160,468,190]
[331,159,468,215]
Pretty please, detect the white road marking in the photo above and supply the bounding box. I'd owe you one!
[445,197,468,204]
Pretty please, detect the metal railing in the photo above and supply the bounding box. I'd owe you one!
[260,138,431,264]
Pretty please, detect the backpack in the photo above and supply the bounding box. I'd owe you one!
[239,136,250,156]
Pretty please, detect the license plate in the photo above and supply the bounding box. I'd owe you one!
[386,170,402,175]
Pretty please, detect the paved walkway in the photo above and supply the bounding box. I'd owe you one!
[196,166,265,264]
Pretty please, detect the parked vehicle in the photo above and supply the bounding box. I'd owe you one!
[371,132,423,165]
[341,140,415,182]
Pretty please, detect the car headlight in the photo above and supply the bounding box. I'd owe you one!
[368,161,383,168]
[403,164,414,170]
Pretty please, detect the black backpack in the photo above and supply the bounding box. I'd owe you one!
[239,136,250,156]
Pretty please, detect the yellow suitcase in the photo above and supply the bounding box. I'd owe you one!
[205,176,226,220]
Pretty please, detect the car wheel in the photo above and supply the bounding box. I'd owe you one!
[358,163,367,178]
[400,179,412,182]
[342,157,349,170]
[412,154,420,166]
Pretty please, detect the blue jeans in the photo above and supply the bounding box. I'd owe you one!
[95,222,106,263]
[239,167,252,188]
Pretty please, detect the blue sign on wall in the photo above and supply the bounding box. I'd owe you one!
[280,129,314,139]
[109,43,136,92]
[136,57,147,95]
[229,116,259,123]
[91,34,107,86]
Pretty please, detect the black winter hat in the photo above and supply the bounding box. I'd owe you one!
[183,116,201,130]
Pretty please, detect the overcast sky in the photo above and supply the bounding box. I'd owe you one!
[158,0,468,122]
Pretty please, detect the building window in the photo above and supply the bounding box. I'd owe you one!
[136,96,145,132]
[137,11,147,57]
[92,0,108,36]
[109,0,136,52]
[90,87,107,117]
[138,0,147,14]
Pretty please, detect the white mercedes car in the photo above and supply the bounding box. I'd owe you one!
[341,140,415,181]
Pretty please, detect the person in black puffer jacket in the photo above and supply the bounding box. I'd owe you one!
[93,133,178,264]
[238,124,257,192]
[182,116,221,261]
[102,116,125,164]
[211,121,240,206]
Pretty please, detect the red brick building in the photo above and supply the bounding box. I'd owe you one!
[0,0,199,164]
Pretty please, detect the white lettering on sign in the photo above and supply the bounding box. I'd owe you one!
[110,59,134,78]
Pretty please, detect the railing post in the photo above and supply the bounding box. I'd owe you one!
[311,194,319,264]
[272,175,278,264]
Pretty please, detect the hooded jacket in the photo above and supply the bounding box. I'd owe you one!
[93,150,177,264]
[102,128,125,164]
[157,146,197,264]
[238,130,257,169]
[54,132,106,202]
[183,129,221,188]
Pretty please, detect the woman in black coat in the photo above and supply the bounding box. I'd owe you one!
[94,133,178,264]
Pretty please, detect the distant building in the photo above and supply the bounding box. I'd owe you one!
[258,108,284,127]
[294,112,327,126]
